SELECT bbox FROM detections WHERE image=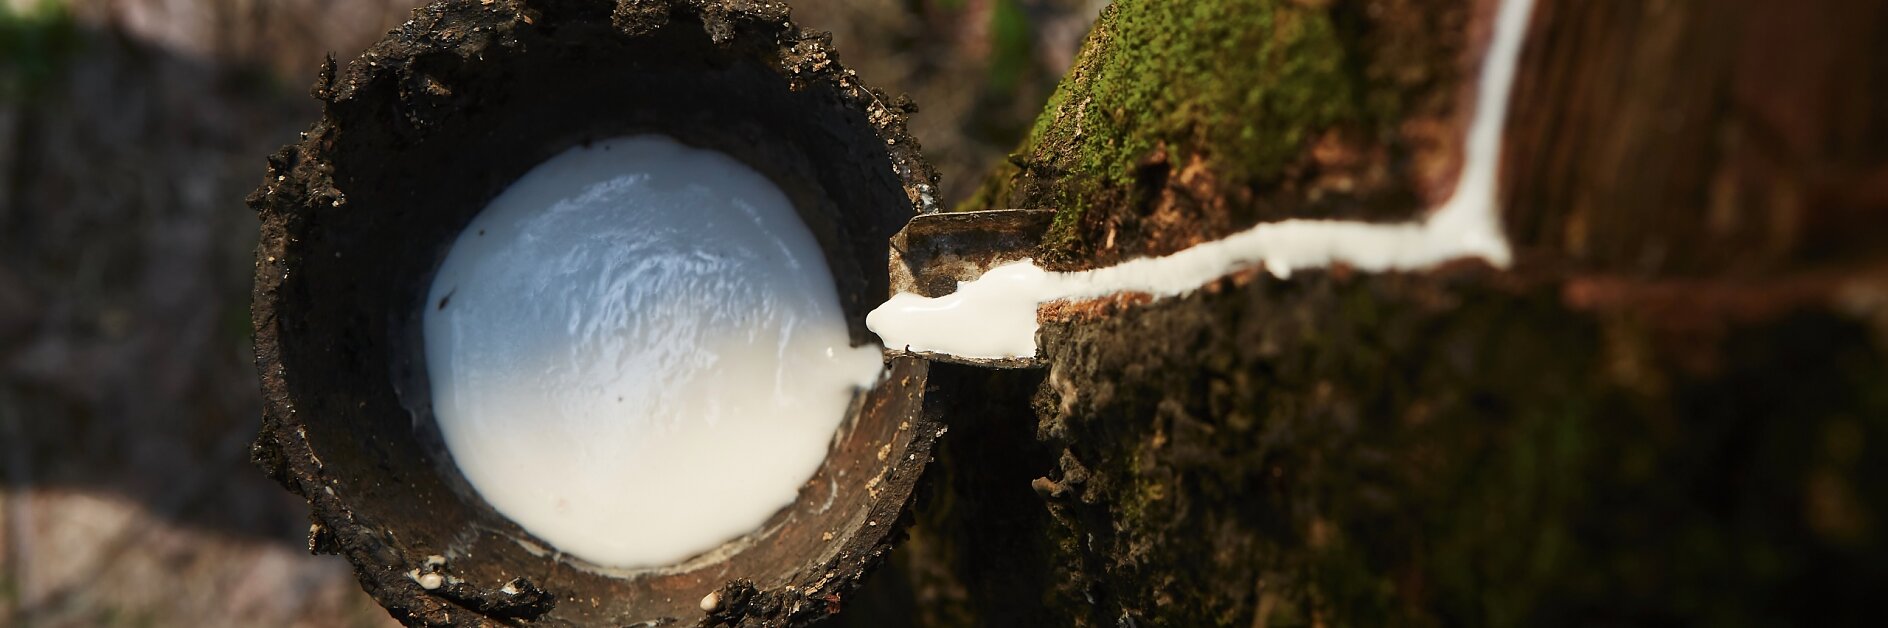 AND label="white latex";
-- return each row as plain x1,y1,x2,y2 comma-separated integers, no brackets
867,0,1537,360
424,135,885,568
